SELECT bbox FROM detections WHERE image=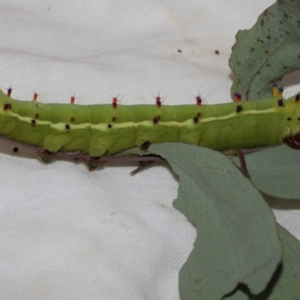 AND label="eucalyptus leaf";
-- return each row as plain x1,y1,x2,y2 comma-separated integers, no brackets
149,143,282,300
229,0,300,101
230,145,300,200
224,224,300,299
